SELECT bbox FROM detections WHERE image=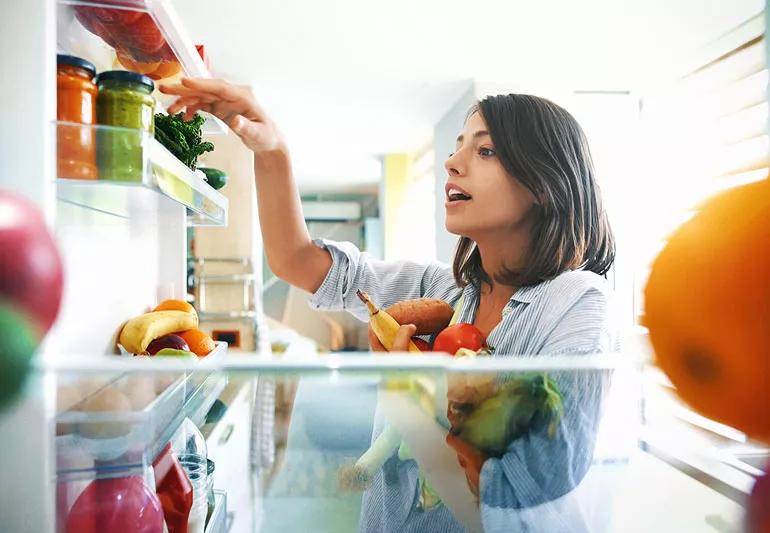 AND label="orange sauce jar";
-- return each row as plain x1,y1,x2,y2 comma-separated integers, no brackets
57,54,98,180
